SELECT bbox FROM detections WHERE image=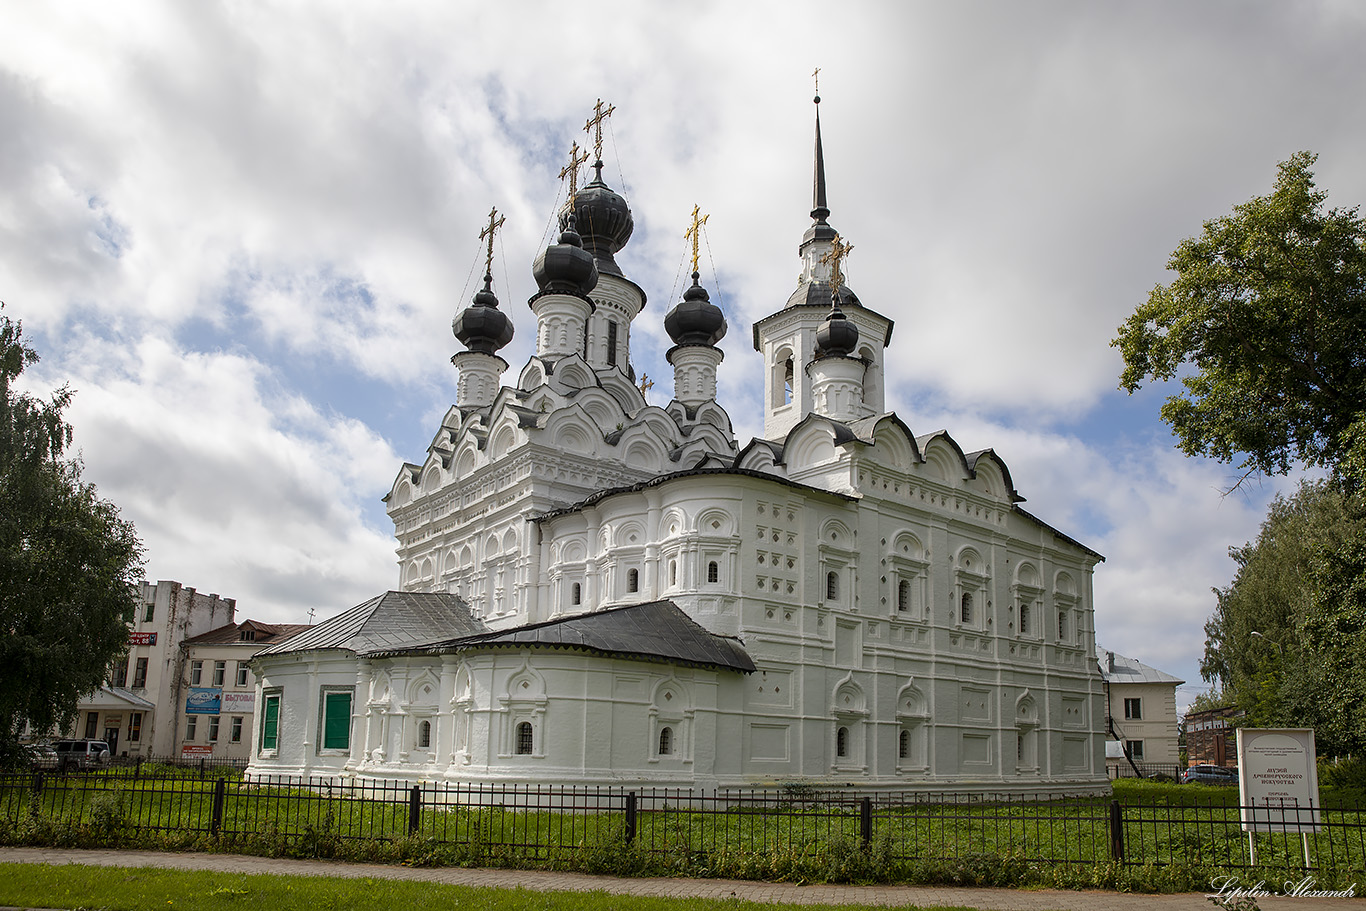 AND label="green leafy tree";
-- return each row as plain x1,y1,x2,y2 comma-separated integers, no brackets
1200,480,1365,755
1113,152,1366,488
0,310,143,766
